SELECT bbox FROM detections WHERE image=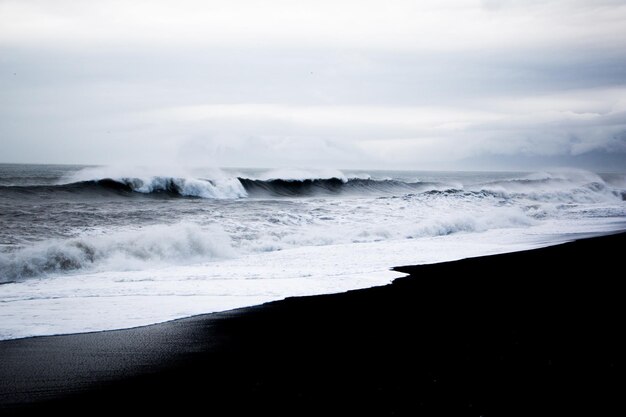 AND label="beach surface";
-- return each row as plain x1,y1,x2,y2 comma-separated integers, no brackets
1,232,623,416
